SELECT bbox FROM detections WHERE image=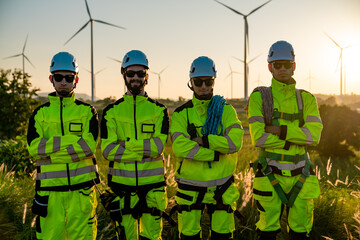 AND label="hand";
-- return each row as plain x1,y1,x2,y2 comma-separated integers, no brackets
265,126,281,136
192,137,203,146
